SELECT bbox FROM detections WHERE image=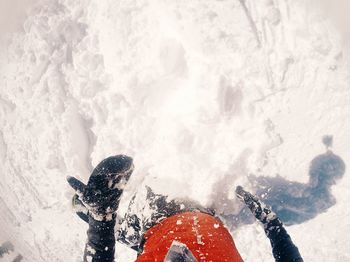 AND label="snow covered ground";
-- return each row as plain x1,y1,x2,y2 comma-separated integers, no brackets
1,0,350,261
